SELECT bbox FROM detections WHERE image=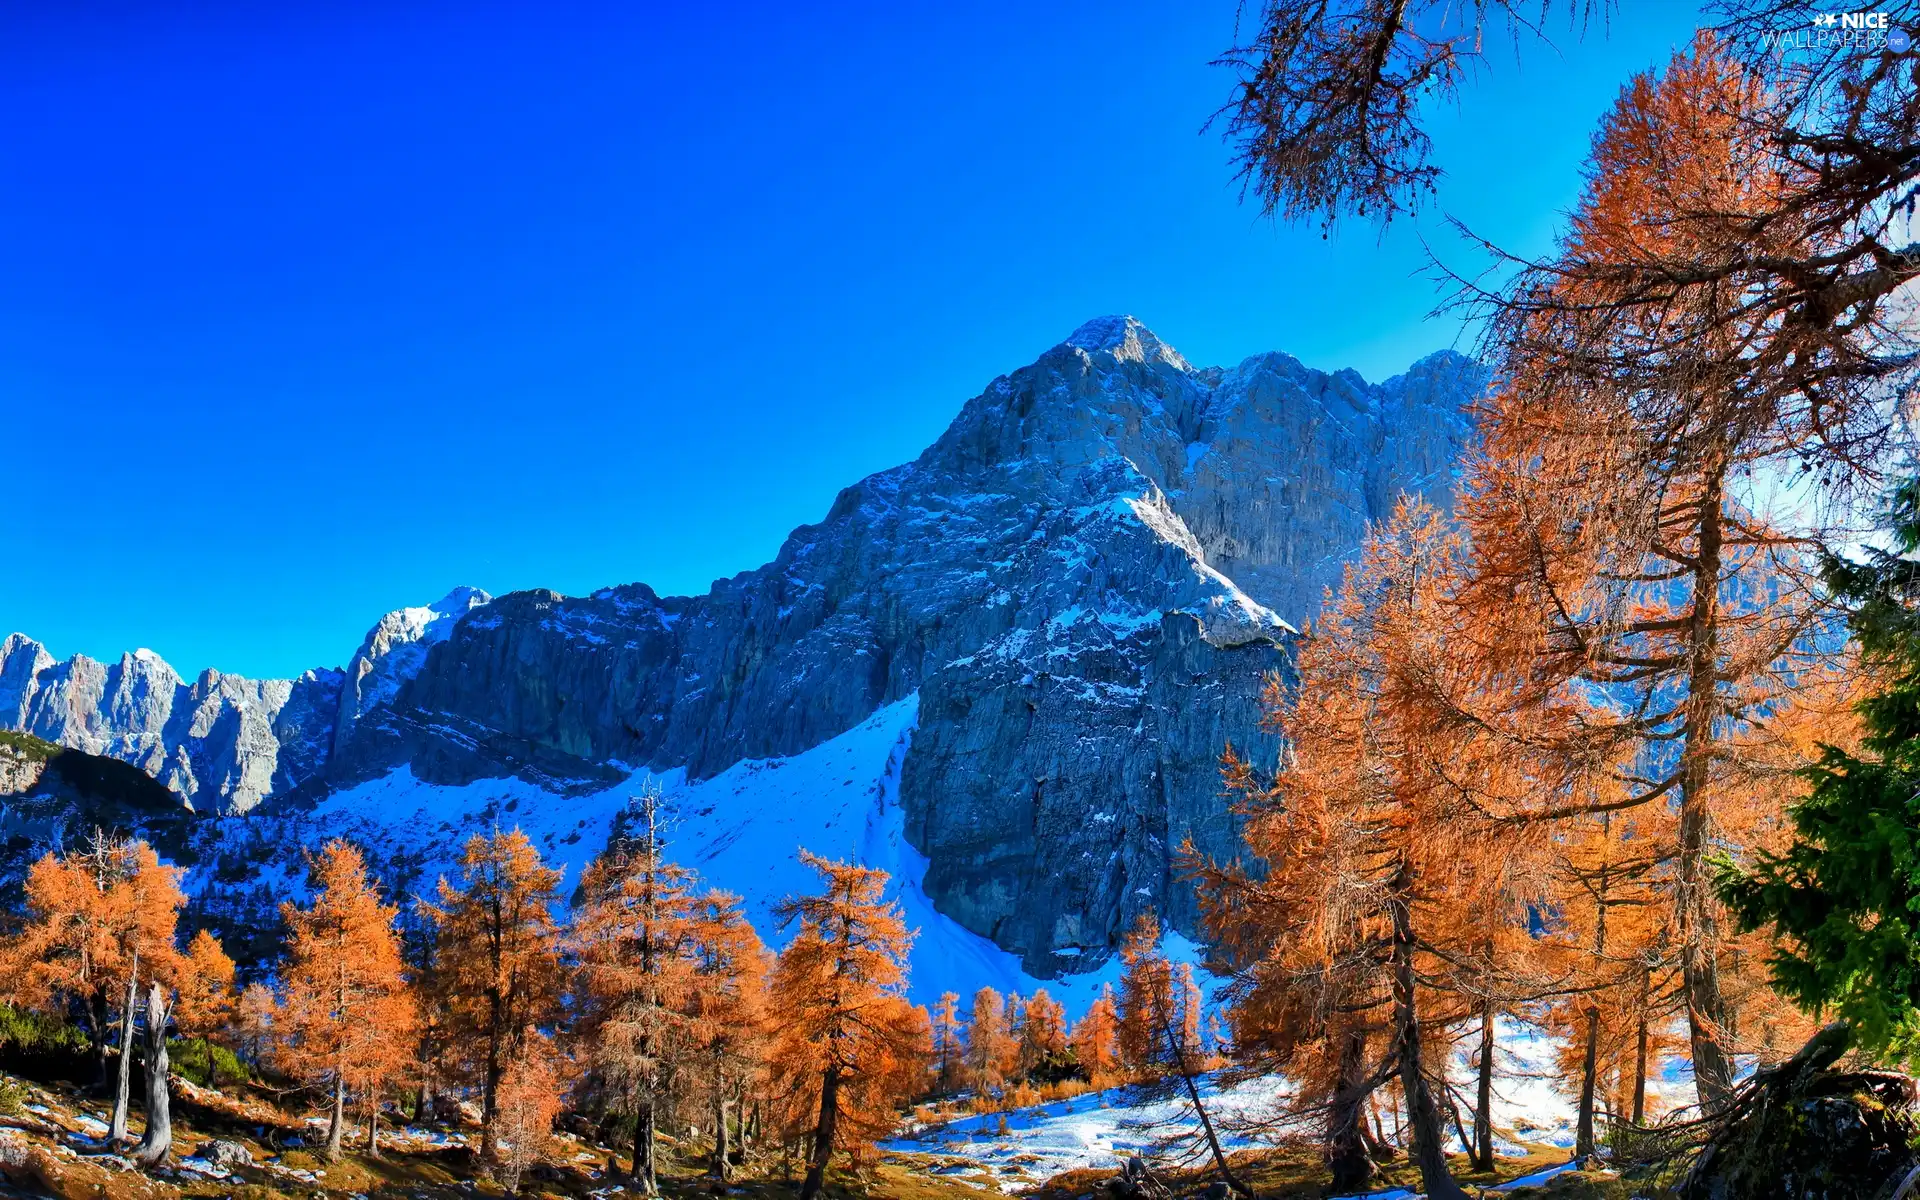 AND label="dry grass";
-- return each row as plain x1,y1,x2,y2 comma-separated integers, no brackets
1025,1141,1592,1200
0,1071,993,1200
0,1068,1649,1200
